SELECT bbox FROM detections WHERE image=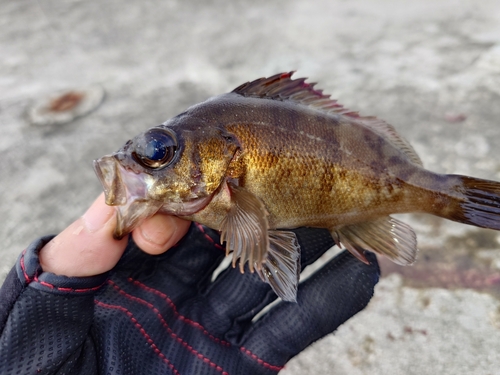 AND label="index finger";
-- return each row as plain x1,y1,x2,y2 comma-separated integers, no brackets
241,251,380,366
